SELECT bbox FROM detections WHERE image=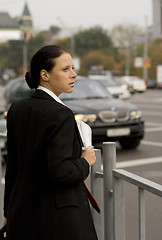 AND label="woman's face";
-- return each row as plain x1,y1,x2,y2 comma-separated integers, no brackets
41,53,77,96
